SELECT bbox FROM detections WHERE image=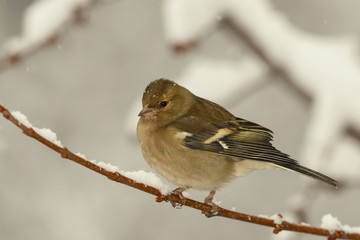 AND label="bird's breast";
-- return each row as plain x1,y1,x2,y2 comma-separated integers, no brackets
137,122,237,190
